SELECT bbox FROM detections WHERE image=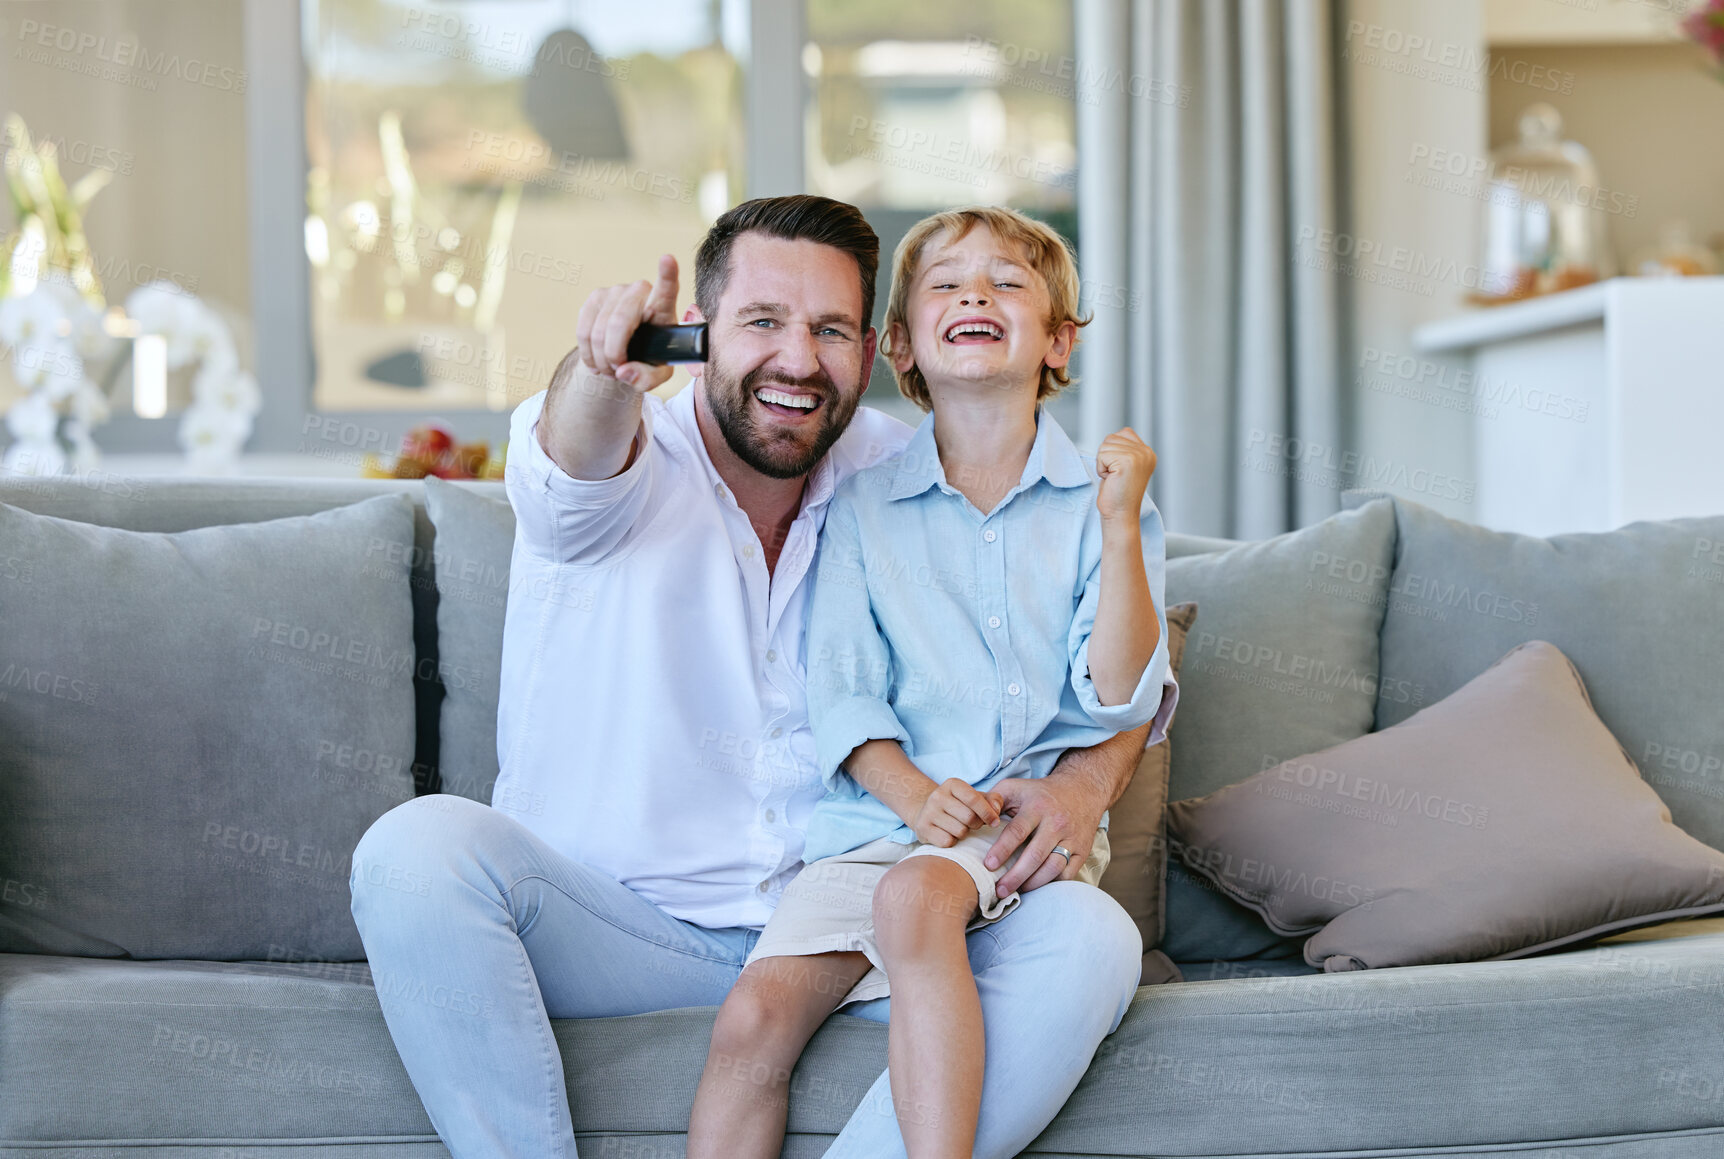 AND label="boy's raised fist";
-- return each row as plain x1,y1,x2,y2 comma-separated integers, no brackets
1095,427,1157,524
